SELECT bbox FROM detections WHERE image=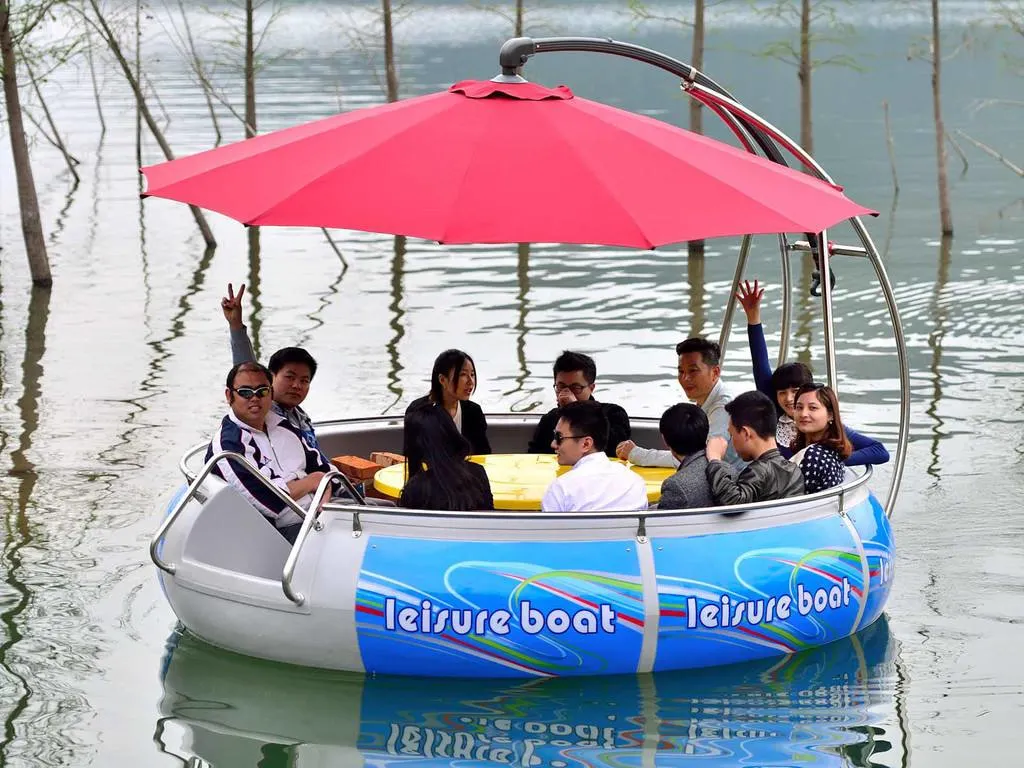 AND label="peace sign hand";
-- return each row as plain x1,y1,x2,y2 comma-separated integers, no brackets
735,279,764,325
221,282,246,330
